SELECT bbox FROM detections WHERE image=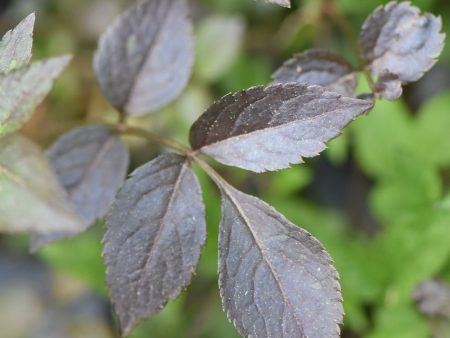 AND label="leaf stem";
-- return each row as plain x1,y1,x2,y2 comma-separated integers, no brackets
113,123,231,194
115,124,191,156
